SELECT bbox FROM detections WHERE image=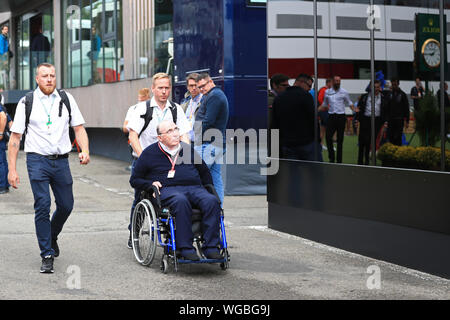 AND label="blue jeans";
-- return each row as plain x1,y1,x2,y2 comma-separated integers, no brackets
26,153,74,257
0,140,8,189
194,144,225,207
